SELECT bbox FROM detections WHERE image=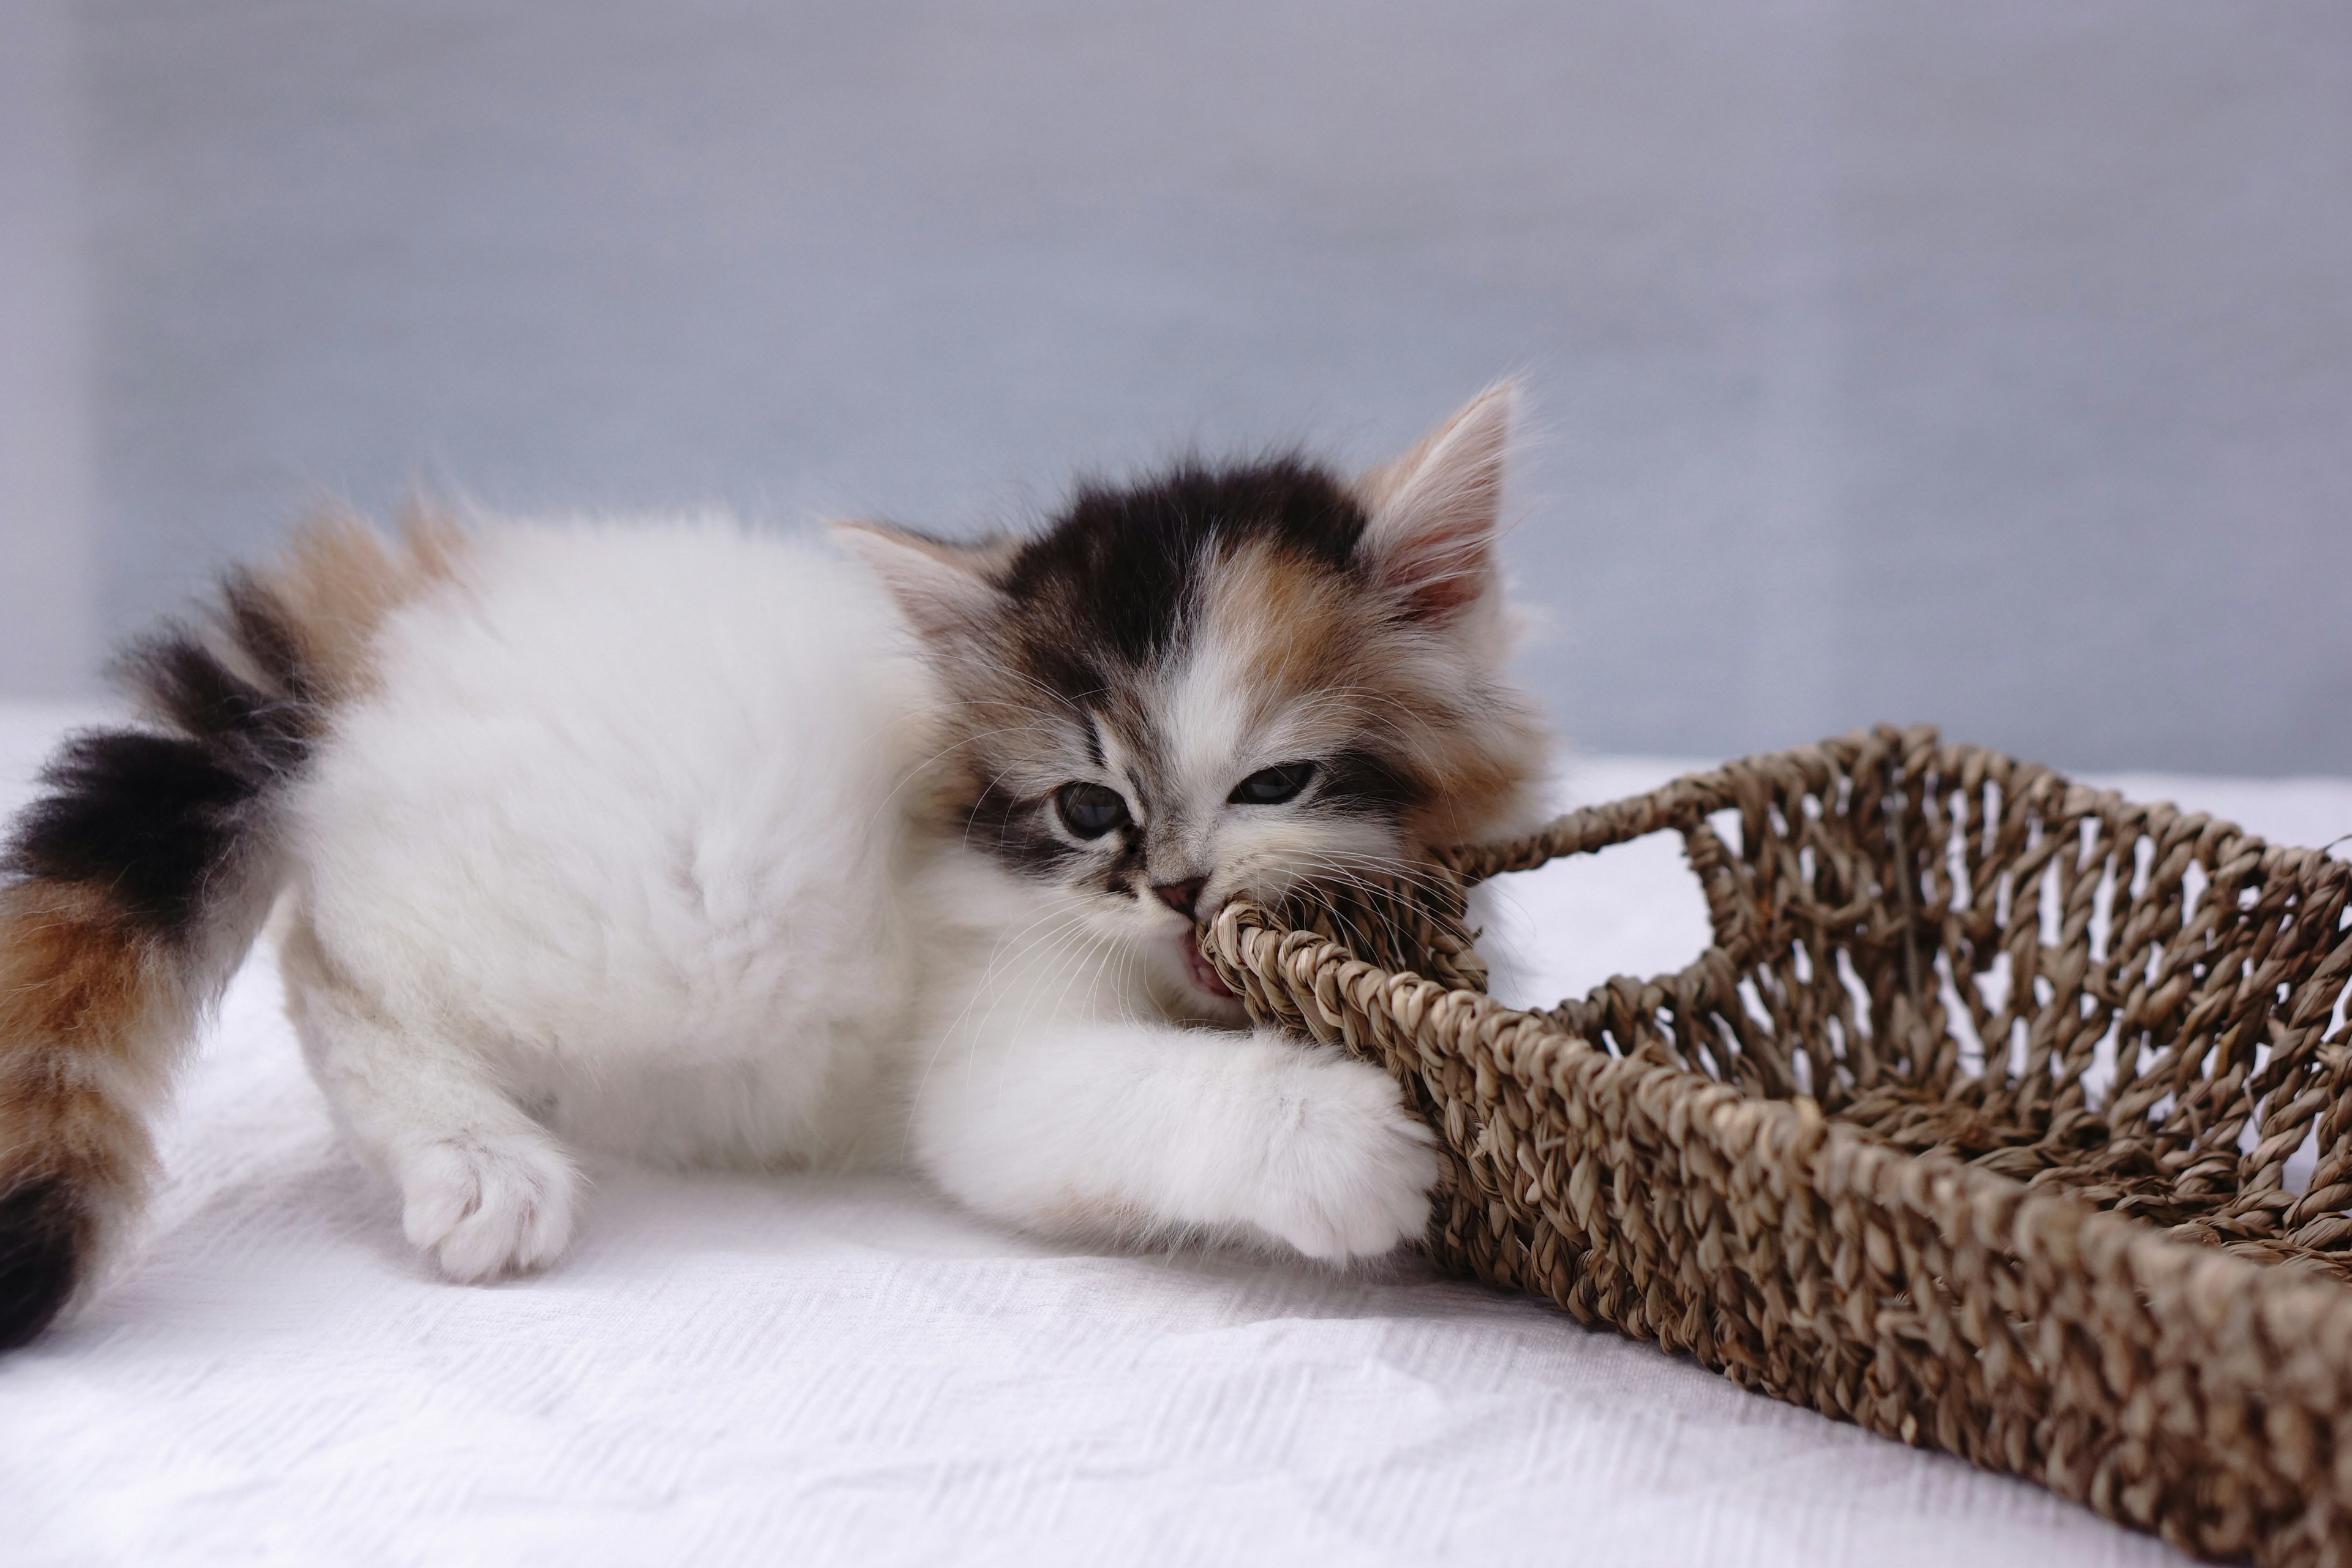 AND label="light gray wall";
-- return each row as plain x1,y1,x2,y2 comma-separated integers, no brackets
13,1,2352,772
0,0,97,693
